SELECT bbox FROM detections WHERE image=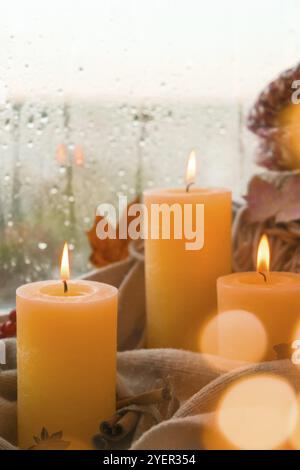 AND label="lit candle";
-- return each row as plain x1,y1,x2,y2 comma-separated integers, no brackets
144,151,232,351
217,235,300,361
17,243,117,450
